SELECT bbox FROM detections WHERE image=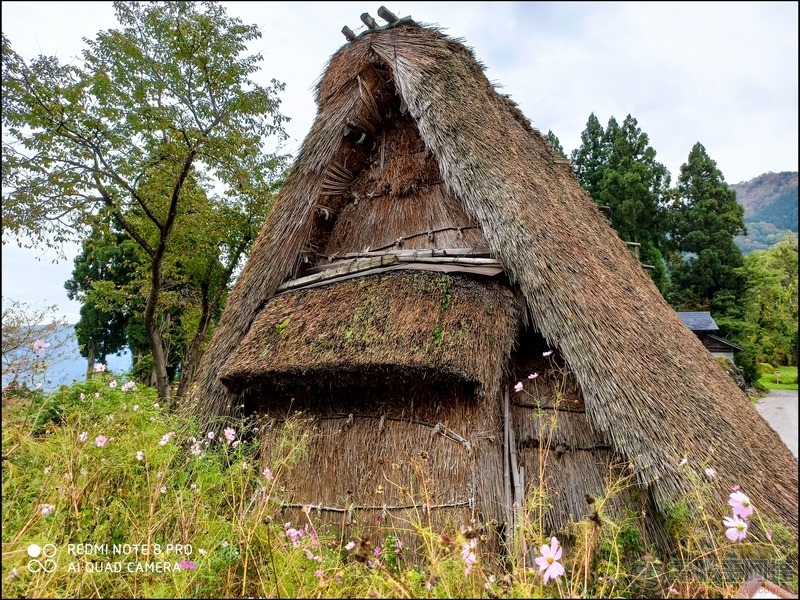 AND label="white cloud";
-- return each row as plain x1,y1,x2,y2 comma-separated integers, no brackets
2,1,797,318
